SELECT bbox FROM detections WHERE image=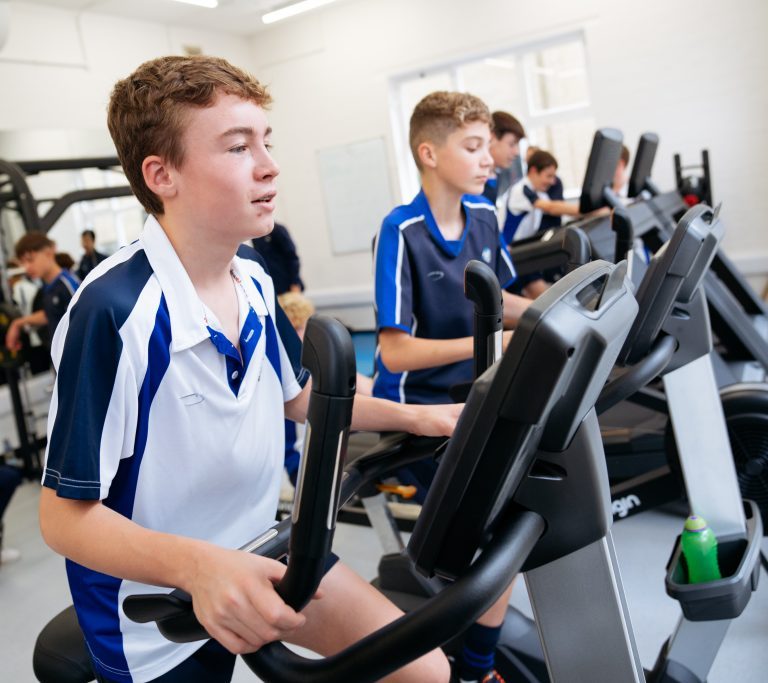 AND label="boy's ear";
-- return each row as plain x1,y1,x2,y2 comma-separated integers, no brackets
417,141,438,170
142,155,177,201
